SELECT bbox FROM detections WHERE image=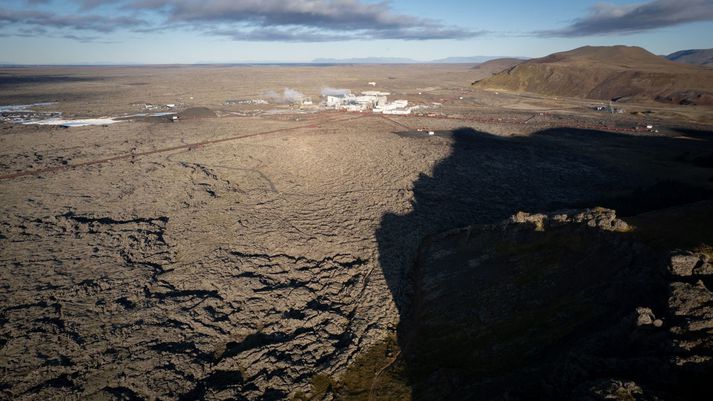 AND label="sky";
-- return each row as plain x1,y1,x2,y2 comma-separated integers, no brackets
1,0,712,64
